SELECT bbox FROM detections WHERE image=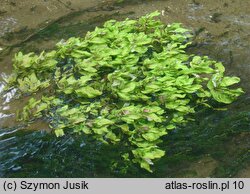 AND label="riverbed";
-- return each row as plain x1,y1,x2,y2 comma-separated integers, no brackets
0,0,249,177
